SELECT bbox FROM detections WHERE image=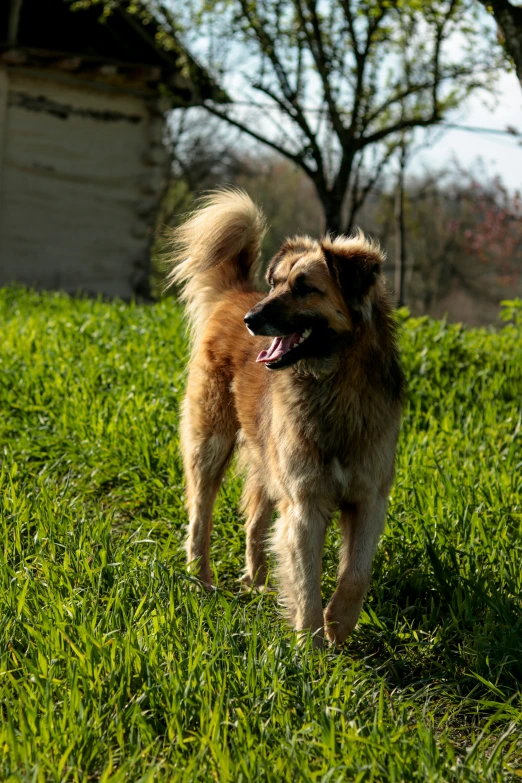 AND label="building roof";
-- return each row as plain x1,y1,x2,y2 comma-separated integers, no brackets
0,0,226,104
